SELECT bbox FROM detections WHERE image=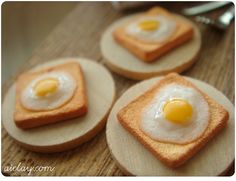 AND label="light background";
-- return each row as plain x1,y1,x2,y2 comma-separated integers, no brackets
2,2,77,84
